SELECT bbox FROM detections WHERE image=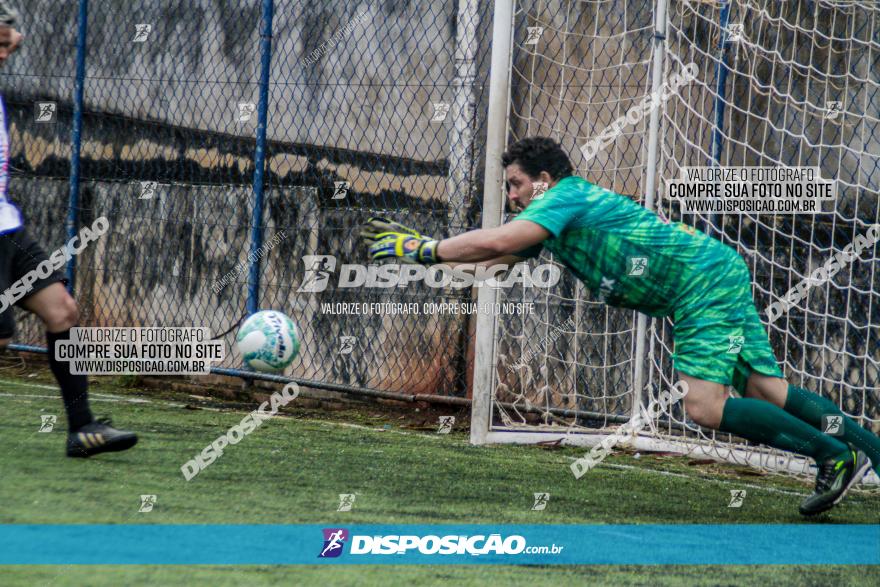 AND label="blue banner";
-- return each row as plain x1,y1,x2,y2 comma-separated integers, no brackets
1,524,877,565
